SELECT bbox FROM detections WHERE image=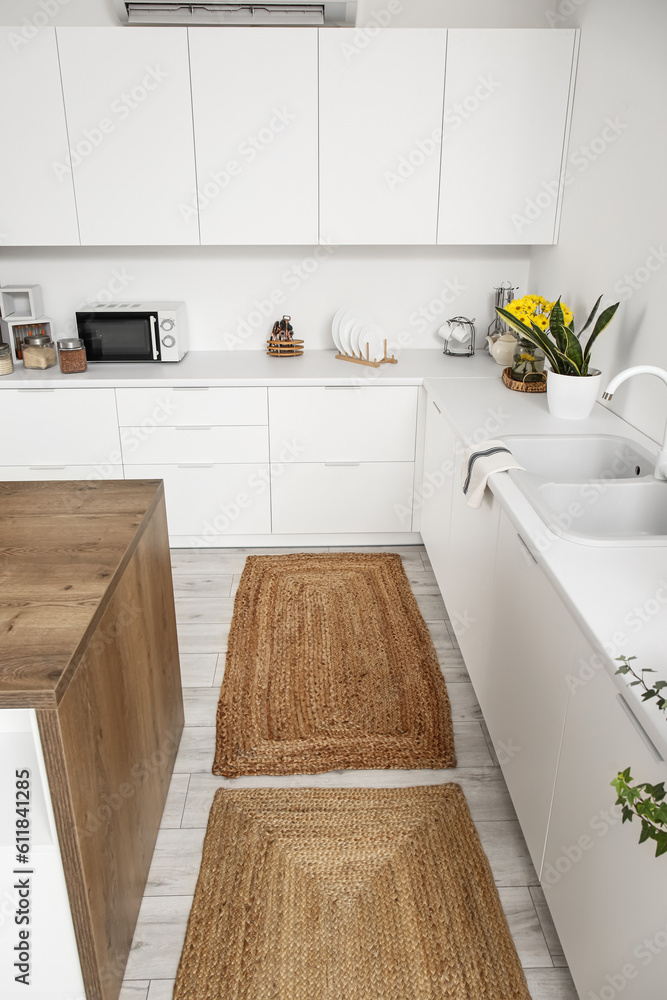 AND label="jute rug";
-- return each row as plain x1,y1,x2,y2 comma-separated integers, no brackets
213,552,456,777
173,785,531,1000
